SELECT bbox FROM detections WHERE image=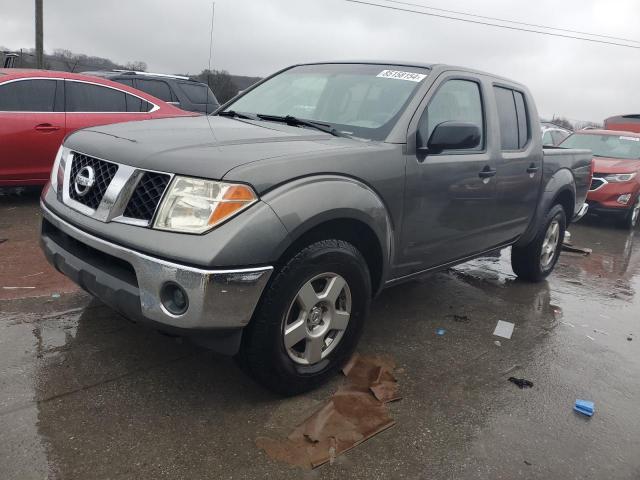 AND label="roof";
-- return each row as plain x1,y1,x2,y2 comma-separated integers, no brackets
0,69,182,109
82,70,193,81
292,60,524,86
